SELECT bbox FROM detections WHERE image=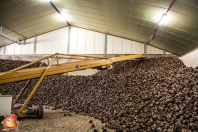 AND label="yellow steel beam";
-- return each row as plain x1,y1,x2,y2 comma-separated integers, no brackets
50,56,95,60
111,54,145,62
57,53,108,59
0,54,56,77
19,55,57,113
0,59,111,84
12,80,31,107
12,59,46,107
0,54,145,84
